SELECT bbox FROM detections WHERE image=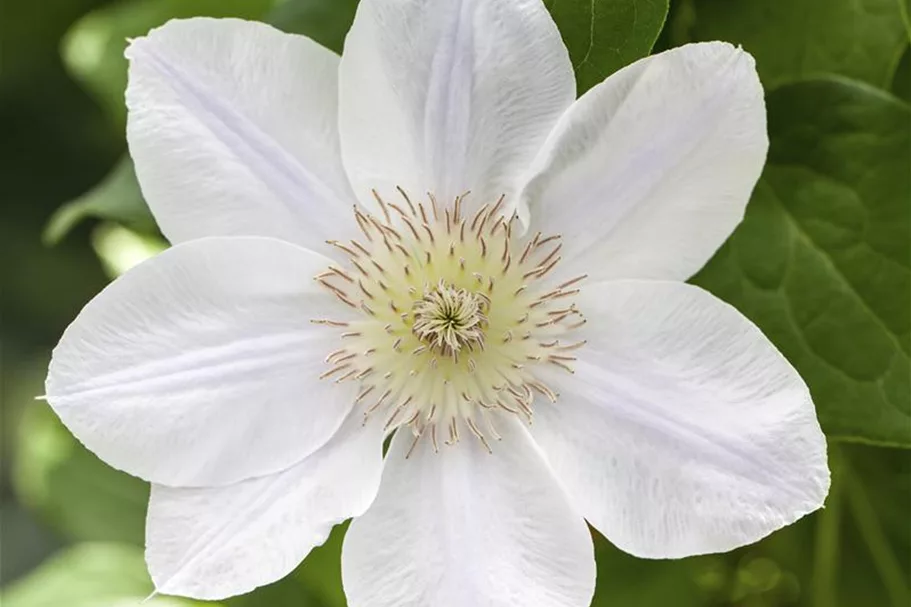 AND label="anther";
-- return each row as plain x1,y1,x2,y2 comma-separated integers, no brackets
365,390,392,415
465,418,492,454
519,232,541,263
329,266,355,283
319,364,351,380
402,216,421,241
428,192,440,220
326,240,360,257
325,348,347,363
396,186,417,215
548,359,575,374
406,428,425,459
371,189,392,224
335,368,359,383
558,340,588,351
470,204,489,231
388,202,409,219
355,386,376,404
351,240,371,256
351,260,370,278
310,319,349,327
359,280,374,299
